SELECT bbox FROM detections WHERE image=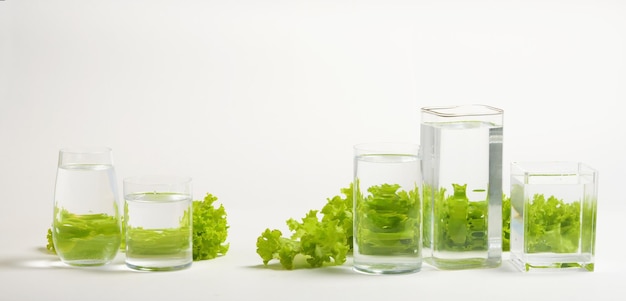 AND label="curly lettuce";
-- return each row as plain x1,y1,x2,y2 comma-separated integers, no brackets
192,193,230,260
256,185,353,269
